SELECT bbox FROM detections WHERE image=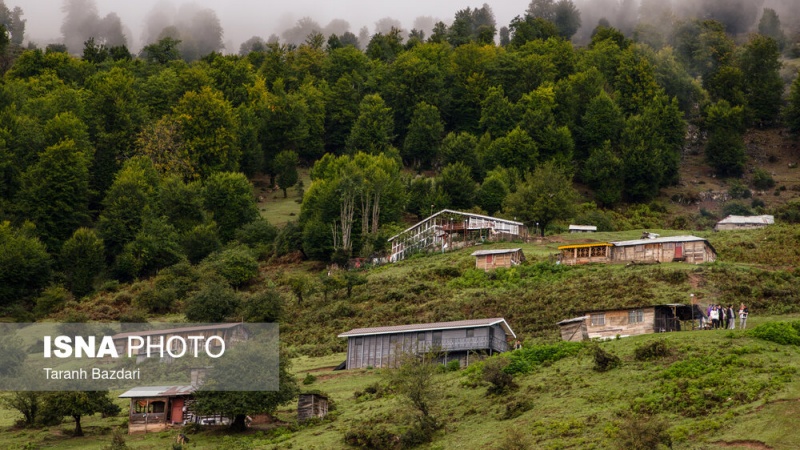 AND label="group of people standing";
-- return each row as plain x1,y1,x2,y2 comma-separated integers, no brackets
706,303,749,330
